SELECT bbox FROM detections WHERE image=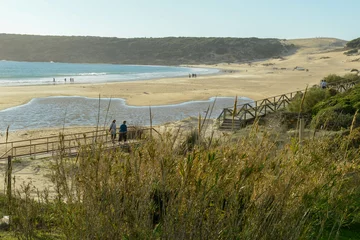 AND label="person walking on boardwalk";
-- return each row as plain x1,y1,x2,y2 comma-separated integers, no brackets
119,120,128,143
109,119,116,143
